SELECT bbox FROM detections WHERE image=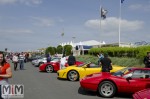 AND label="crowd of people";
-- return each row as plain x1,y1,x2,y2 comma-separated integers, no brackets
46,52,77,70
0,50,150,98
11,52,30,71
